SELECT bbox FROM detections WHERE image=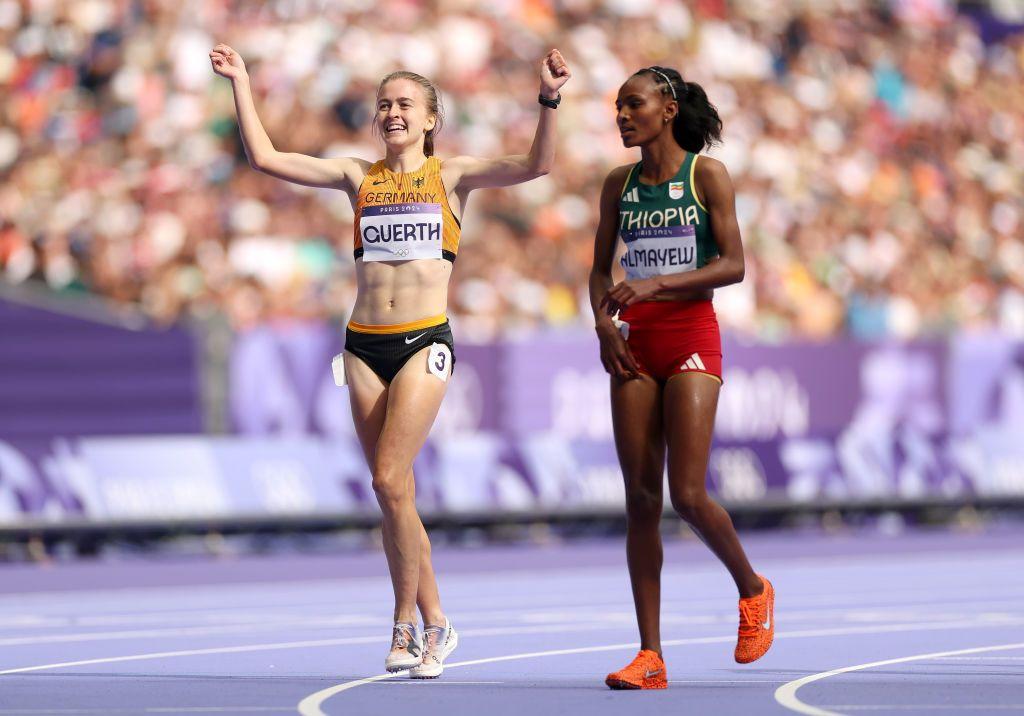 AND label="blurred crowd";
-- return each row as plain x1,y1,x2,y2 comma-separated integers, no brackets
1,0,1022,341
